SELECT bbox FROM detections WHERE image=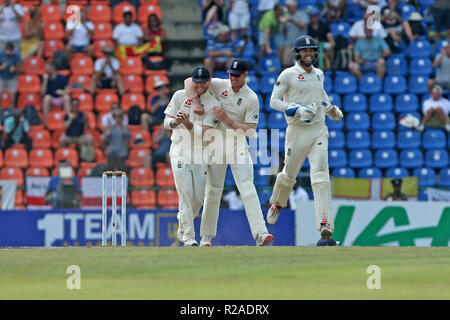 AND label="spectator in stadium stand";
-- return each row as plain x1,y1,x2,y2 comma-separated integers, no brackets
258,3,286,59
282,0,309,68
380,0,404,54
143,14,166,56
3,108,32,151
0,0,24,52
402,12,427,43
223,186,244,210
103,108,130,172
228,0,250,41
349,27,391,80
21,8,44,59
112,10,144,47
202,0,226,27
430,0,450,41
90,46,124,96
59,97,96,162
416,85,450,133
323,0,347,24
257,0,279,23
204,24,235,75
148,80,170,126
150,129,171,166
111,0,139,11
384,178,408,201
41,61,71,125
349,11,387,42
0,41,21,109
428,41,450,92
307,6,336,66
65,8,94,60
